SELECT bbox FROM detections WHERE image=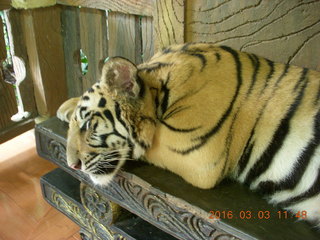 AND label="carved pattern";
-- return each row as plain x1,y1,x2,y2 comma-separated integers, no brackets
47,139,67,165
48,187,114,240
104,175,240,240
113,234,127,240
39,130,242,240
80,183,122,226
